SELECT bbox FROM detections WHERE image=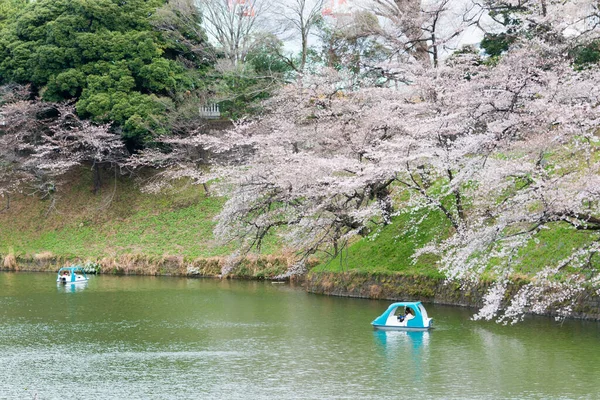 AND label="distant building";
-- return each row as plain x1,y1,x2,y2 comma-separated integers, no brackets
228,0,255,17
322,0,352,18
